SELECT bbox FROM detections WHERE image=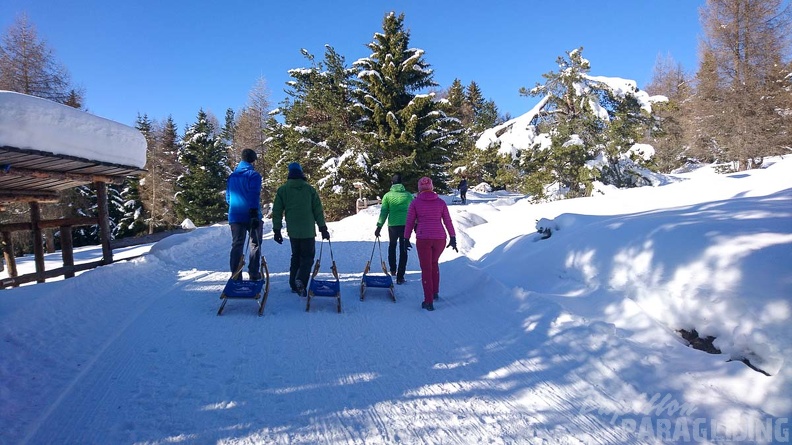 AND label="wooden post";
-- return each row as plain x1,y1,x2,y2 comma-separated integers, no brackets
1,231,17,279
30,201,45,283
60,225,75,279
95,181,113,265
